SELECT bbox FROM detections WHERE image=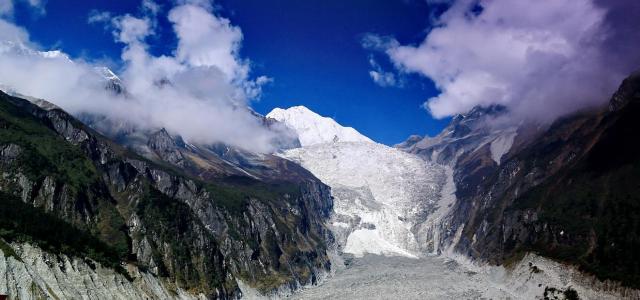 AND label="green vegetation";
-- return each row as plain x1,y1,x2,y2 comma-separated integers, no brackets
0,97,98,190
95,203,130,260
0,237,20,260
0,191,128,277
0,94,130,259
0,95,135,277
0,93,323,296
543,286,580,300
205,178,301,215
509,101,640,288
252,273,290,293
136,186,232,294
